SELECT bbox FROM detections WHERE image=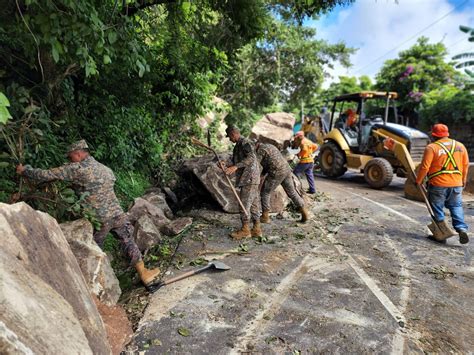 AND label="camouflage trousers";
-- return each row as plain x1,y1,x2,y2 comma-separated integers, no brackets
239,184,261,223
93,213,142,265
261,172,305,212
